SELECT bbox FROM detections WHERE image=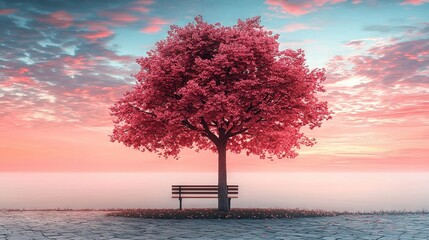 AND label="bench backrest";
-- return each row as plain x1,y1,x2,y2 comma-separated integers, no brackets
172,185,239,198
